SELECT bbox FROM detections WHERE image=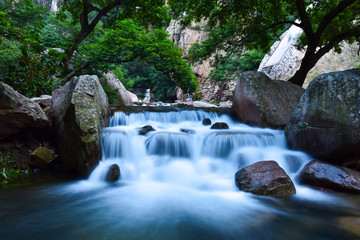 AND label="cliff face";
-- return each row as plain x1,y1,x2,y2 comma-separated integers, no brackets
34,0,59,11
166,19,211,84
258,25,360,88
